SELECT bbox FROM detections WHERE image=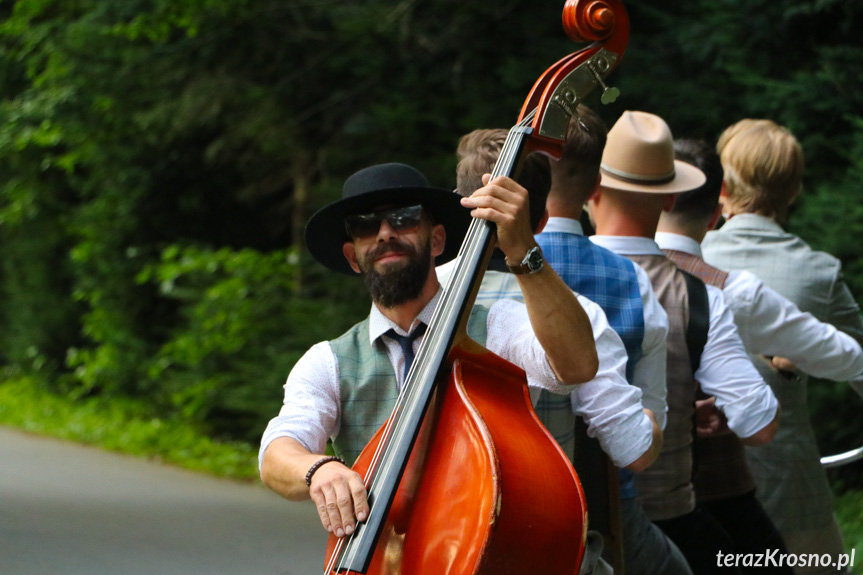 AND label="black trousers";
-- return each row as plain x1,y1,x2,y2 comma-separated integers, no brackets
655,495,793,575
702,491,793,575
655,506,740,575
